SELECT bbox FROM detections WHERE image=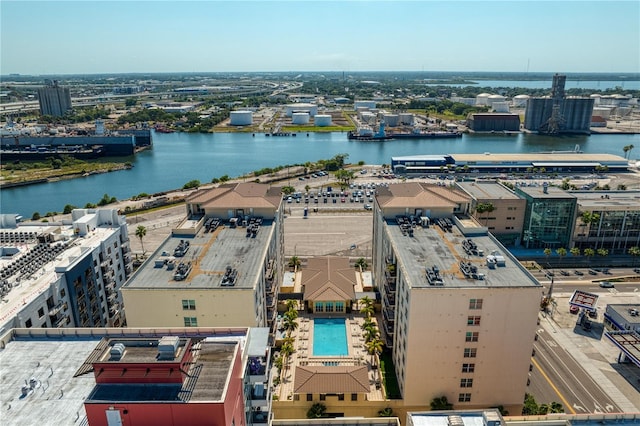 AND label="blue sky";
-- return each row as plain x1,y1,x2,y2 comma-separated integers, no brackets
1,1,639,74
